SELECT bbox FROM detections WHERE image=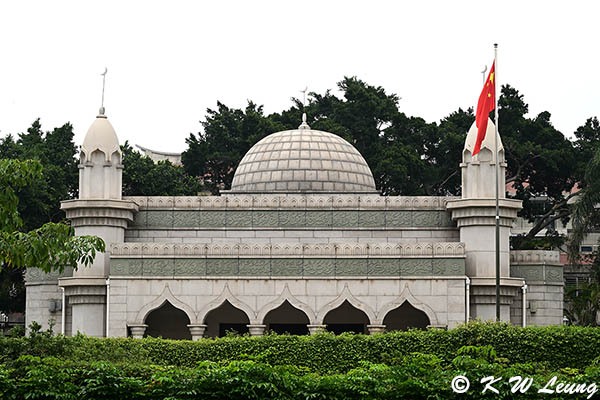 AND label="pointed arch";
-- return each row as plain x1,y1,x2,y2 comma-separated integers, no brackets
376,283,439,326
134,284,196,324
256,284,316,324
197,283,256,324
316,284,376,324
